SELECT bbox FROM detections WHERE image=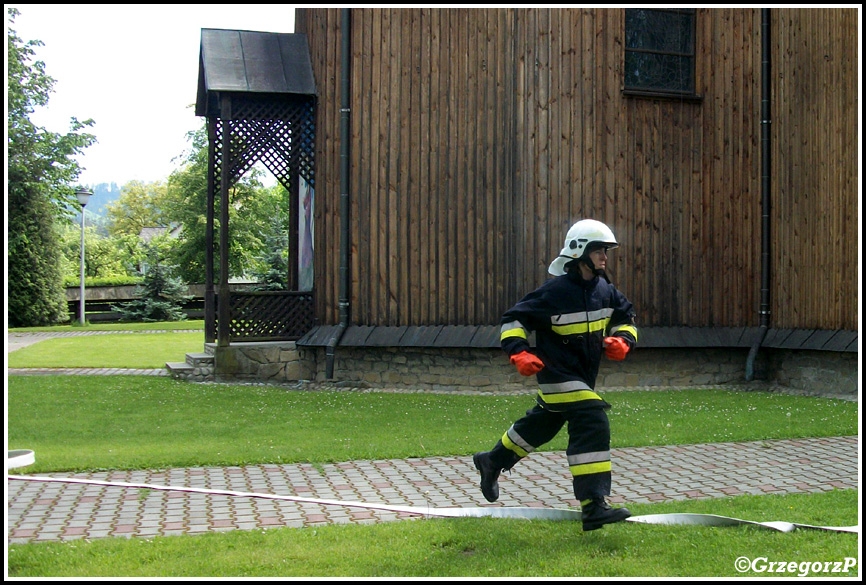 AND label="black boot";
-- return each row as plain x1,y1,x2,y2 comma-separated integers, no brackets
473,451,503,502
580,497,631,531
